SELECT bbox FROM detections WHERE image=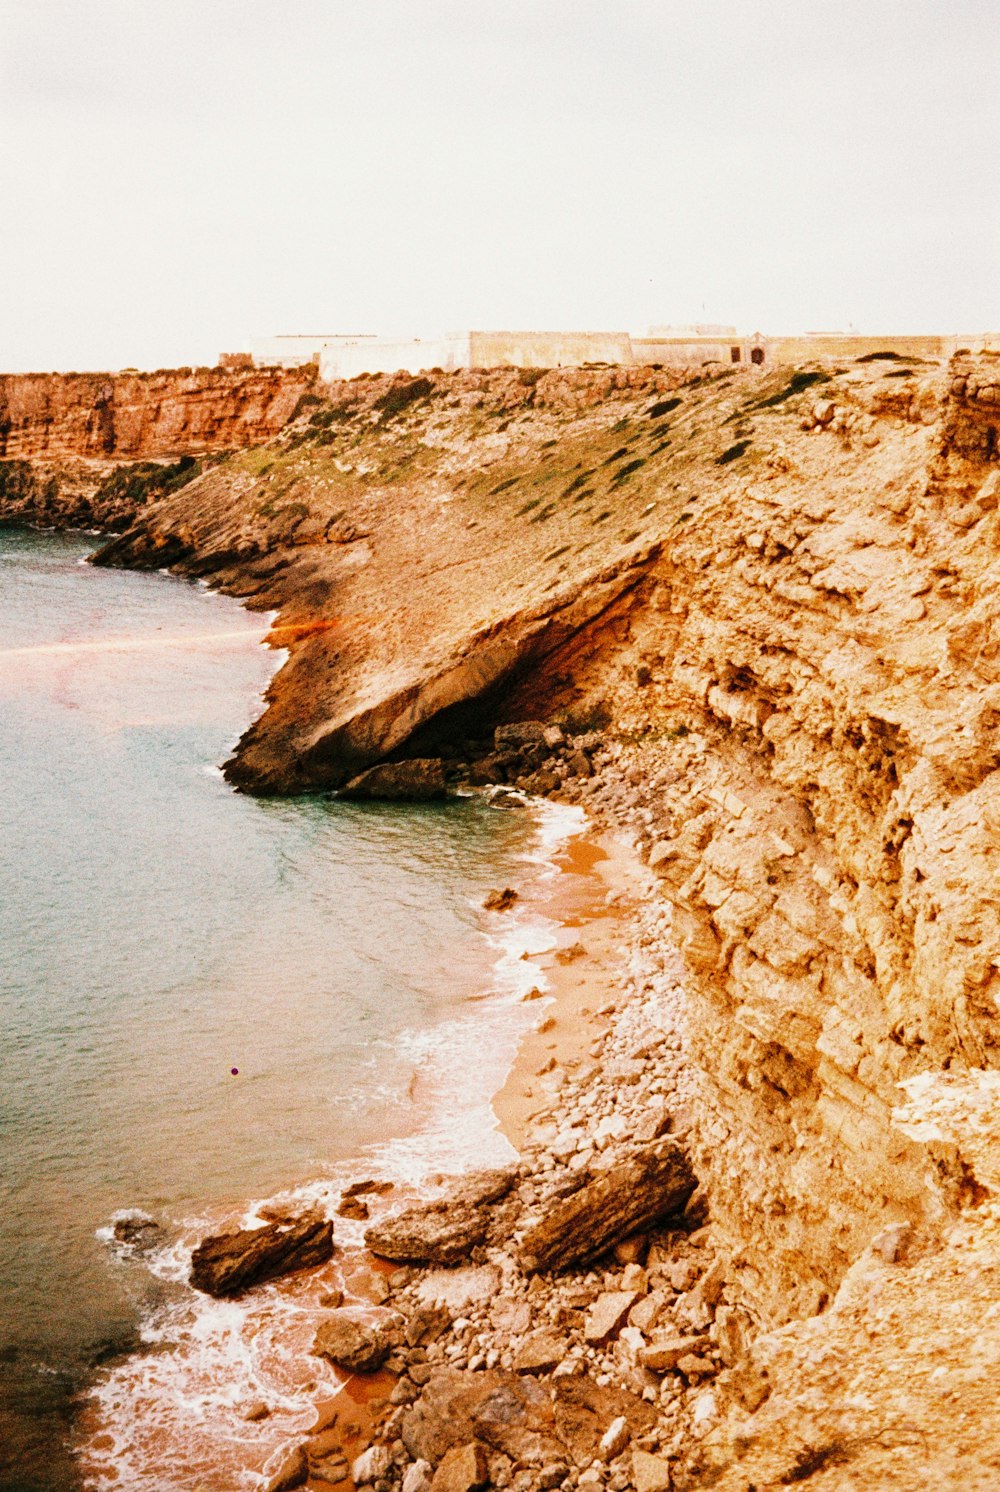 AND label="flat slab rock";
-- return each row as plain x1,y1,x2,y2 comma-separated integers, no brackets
365,1168,518,1265
402,1367,656,1472
189,1213,333,1297
341,759,446,800
518,1138,696,1272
